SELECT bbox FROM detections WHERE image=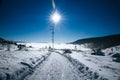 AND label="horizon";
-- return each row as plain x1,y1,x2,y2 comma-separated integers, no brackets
1,33,120,44
0,0,120,43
